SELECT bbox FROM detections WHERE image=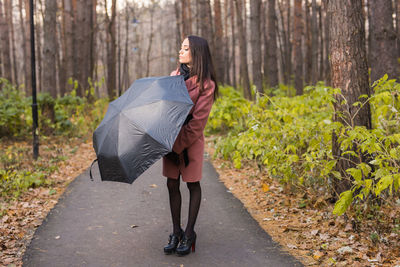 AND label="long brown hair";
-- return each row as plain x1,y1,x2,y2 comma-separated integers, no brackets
187,35,219,99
